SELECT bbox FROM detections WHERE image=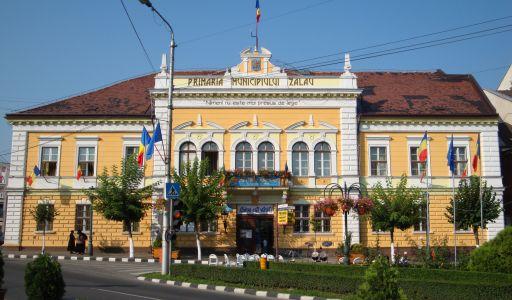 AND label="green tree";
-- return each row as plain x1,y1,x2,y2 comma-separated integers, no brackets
25,254,65,300
30,203,58,254
370,176,423,263
445,175,501,246
356,256,407,300
86,156,154,258
172,159,226,261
